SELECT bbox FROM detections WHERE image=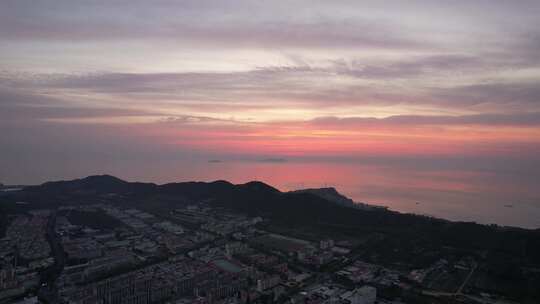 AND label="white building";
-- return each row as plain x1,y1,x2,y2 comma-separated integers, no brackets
320,239,334,250
341,286,376,304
